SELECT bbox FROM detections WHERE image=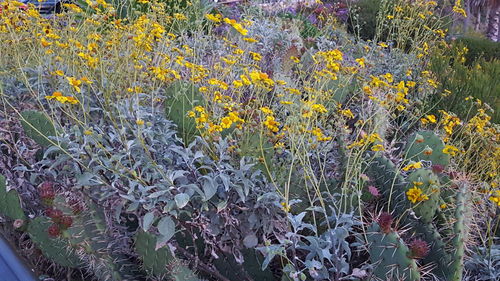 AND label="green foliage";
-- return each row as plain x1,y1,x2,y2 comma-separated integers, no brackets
367,222,420,281
404,131,450,167
0,174,26,221
27,216,82,268
165,81,204,144
428,45,500,122
454,36,500,63
213,249,274,281
20,110,57,147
